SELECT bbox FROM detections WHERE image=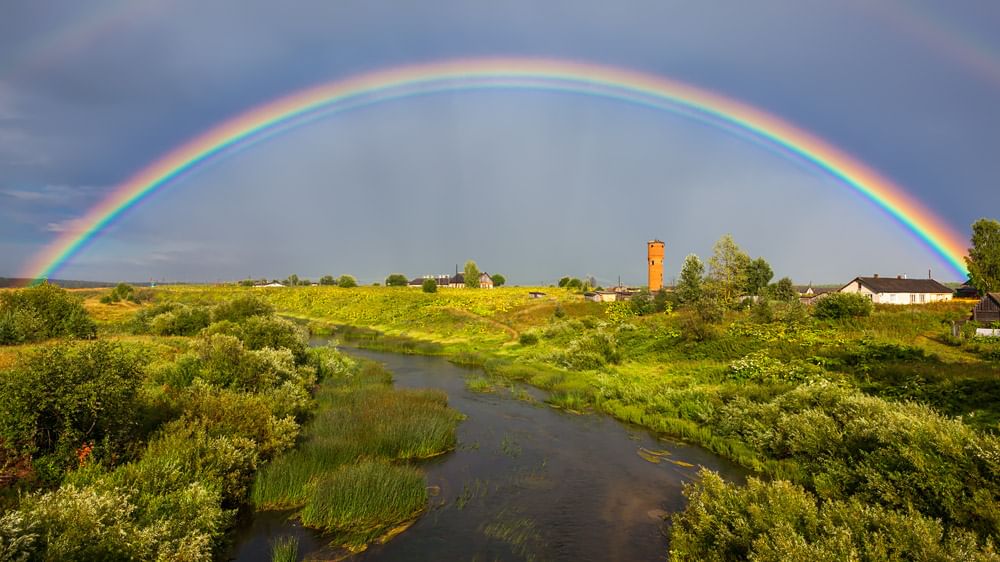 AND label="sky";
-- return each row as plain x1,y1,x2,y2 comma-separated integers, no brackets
1,0,998,285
